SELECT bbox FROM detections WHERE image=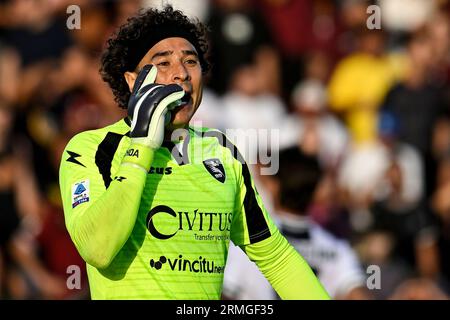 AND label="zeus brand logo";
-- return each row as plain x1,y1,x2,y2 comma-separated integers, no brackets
126,148,139,158
149,167,172,175
146,205,232,240
149,255,225,274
